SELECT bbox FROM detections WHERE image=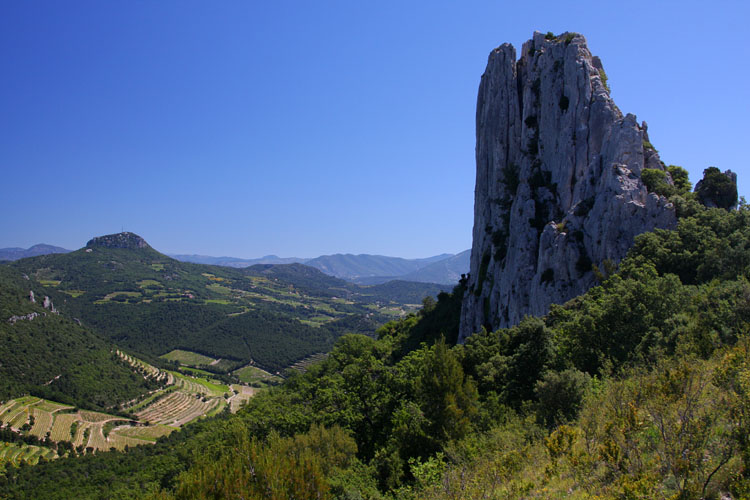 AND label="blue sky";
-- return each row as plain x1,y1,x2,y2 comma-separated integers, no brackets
1,1,748,258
